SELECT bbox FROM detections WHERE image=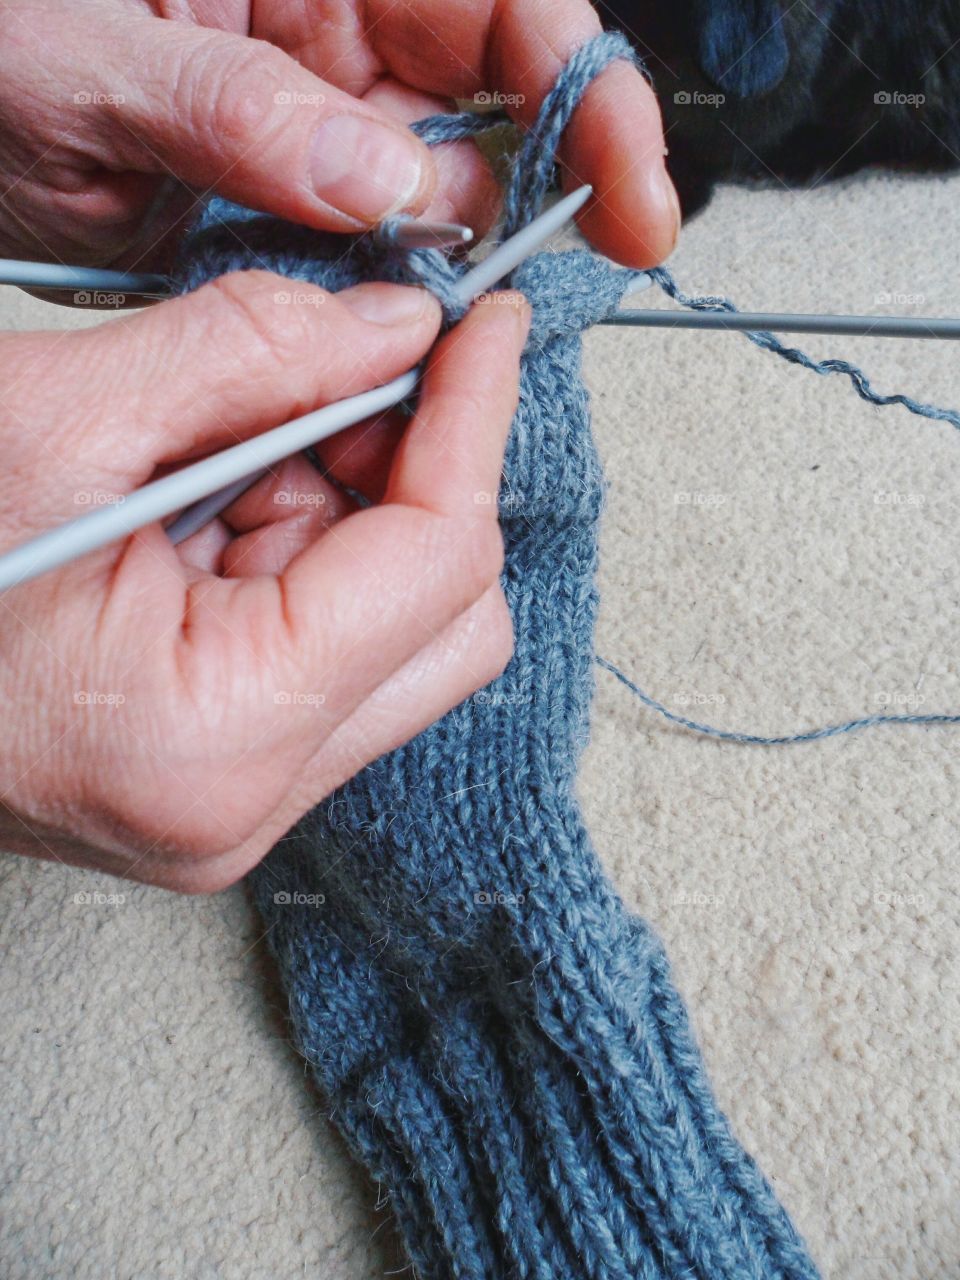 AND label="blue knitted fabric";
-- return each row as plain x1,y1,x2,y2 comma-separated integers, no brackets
175,34,820,1280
